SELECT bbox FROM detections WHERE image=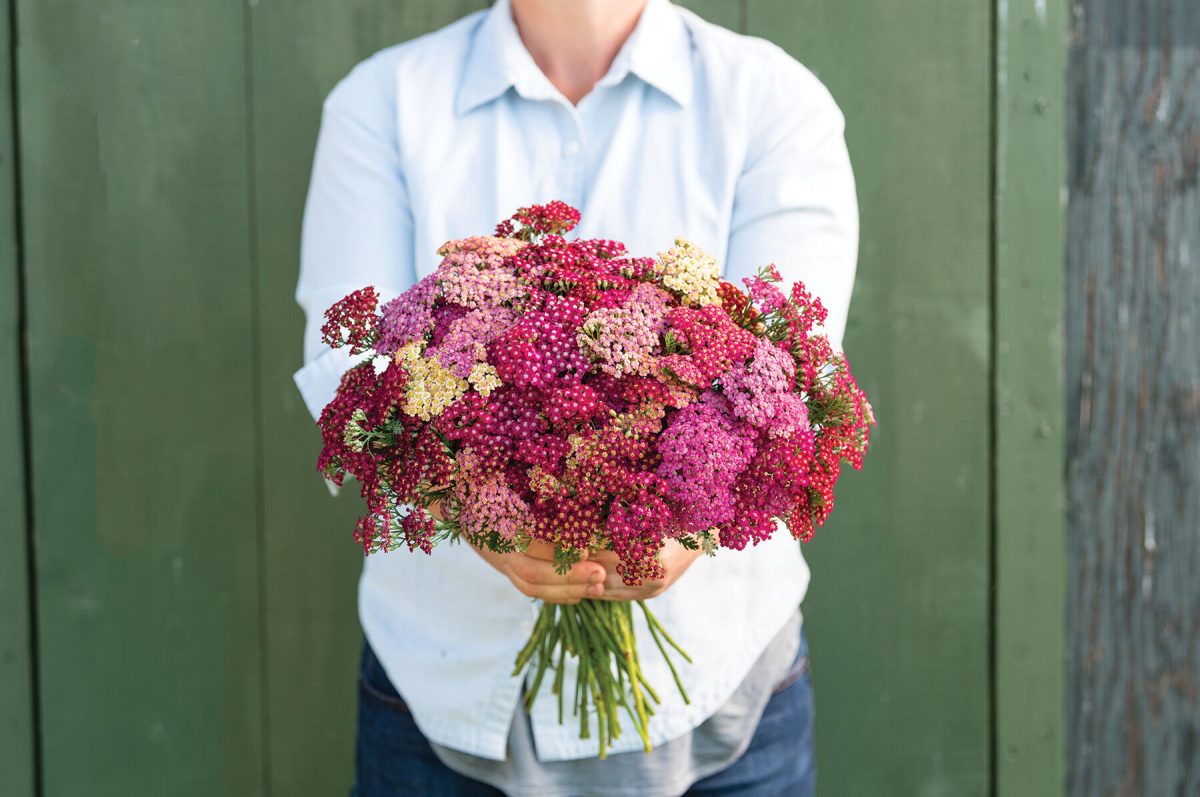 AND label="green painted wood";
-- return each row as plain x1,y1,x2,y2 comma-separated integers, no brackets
746,2,994,794
1066,2,1200,795
0,0,36,794
15,1,264,794
994,0,1067,794
246,2,487,793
